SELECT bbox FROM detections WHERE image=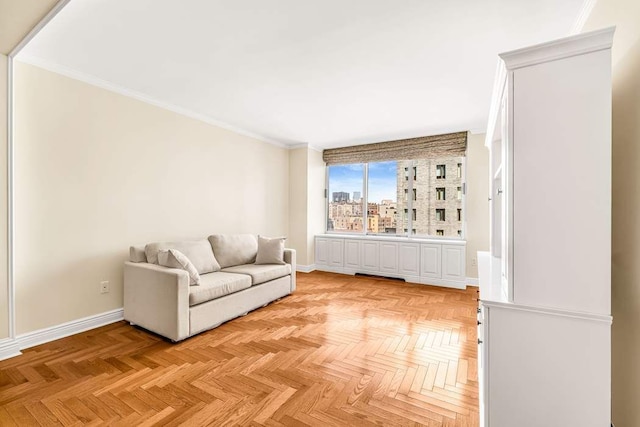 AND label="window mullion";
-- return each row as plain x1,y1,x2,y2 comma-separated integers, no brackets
407,161,413,236
363,163,368,235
